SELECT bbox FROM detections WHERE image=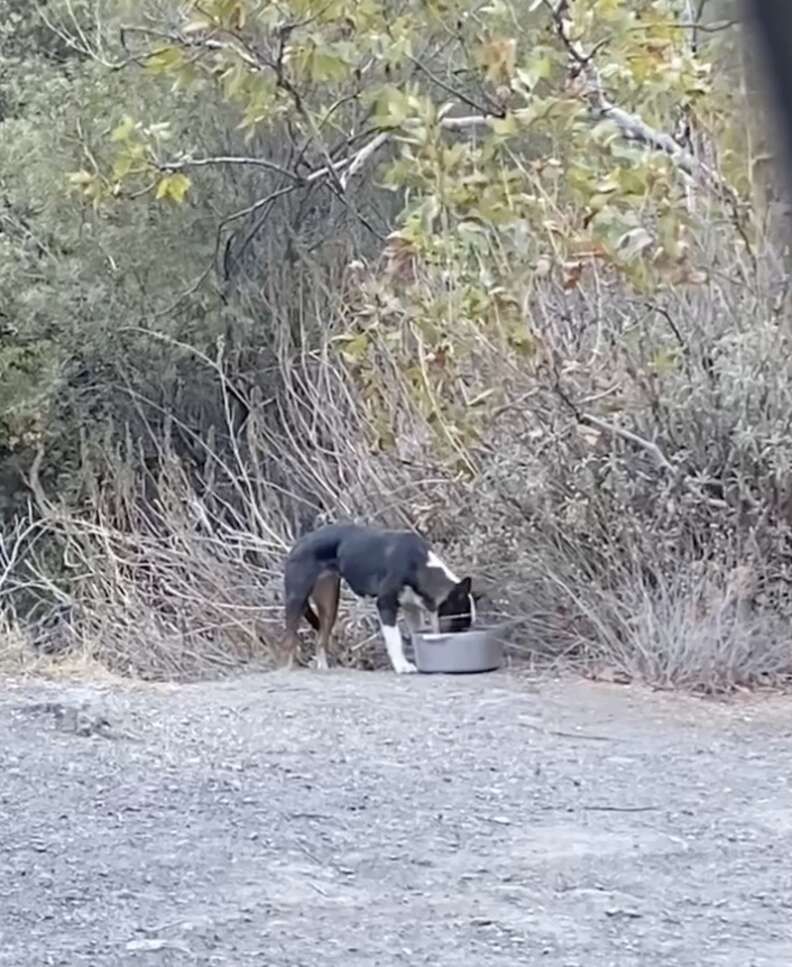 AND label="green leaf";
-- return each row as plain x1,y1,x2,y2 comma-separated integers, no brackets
490,113,518,138
615,226,654,261
220,62,248,100
334,332,370,363
311,49,350,82
145,46,184,74
516,49,553,91
373,86,412,129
